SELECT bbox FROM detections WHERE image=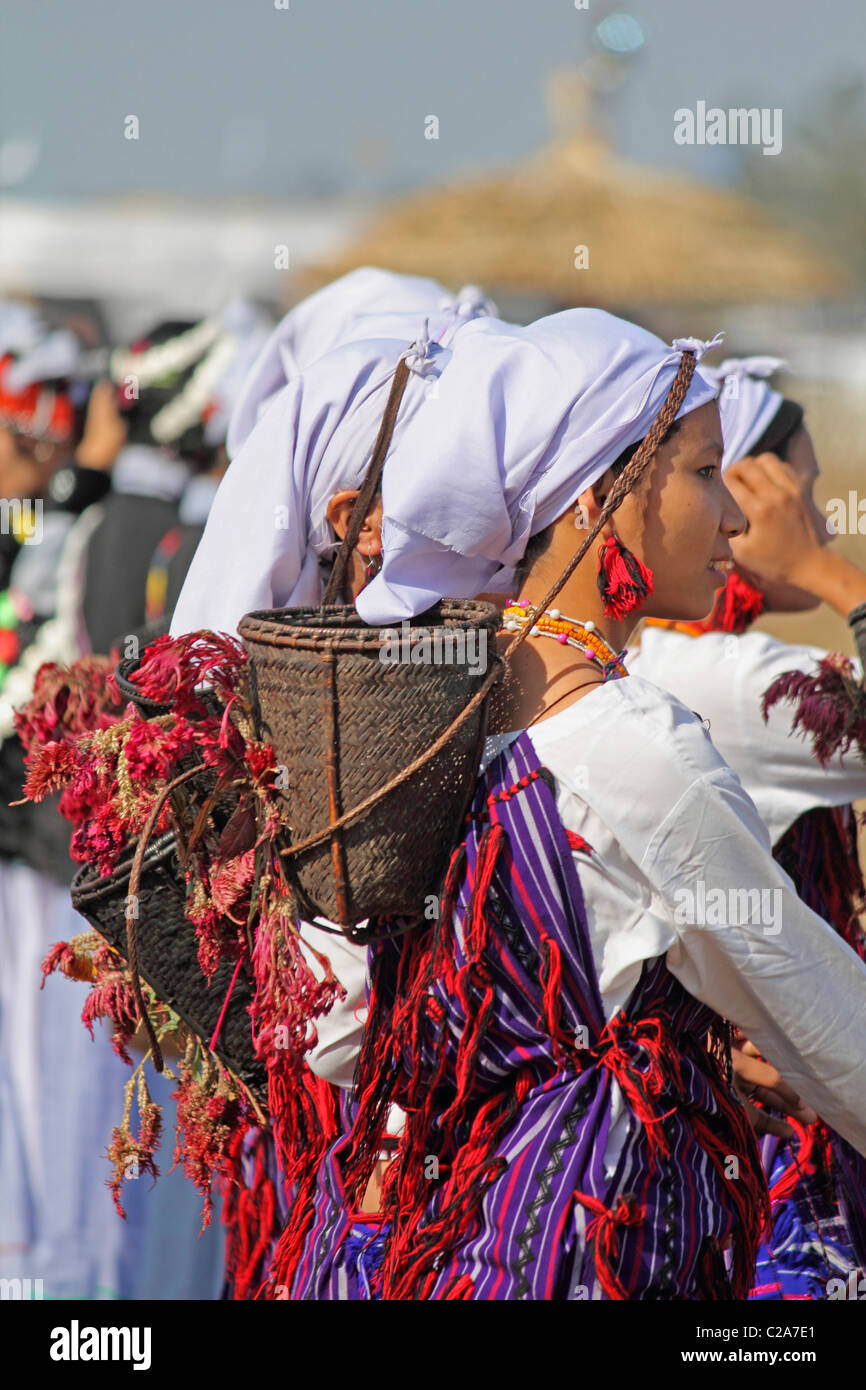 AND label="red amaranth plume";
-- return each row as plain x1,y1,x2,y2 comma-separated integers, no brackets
173,1052,249,1228
81,962,142,1065
250,894,343,1080
41,938,96,987
15,655,126,757
121,714,197,781
762,654,866,766
129,631,247,714
106,1074,163,1219
42,933,142,1064
21,740,78,801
